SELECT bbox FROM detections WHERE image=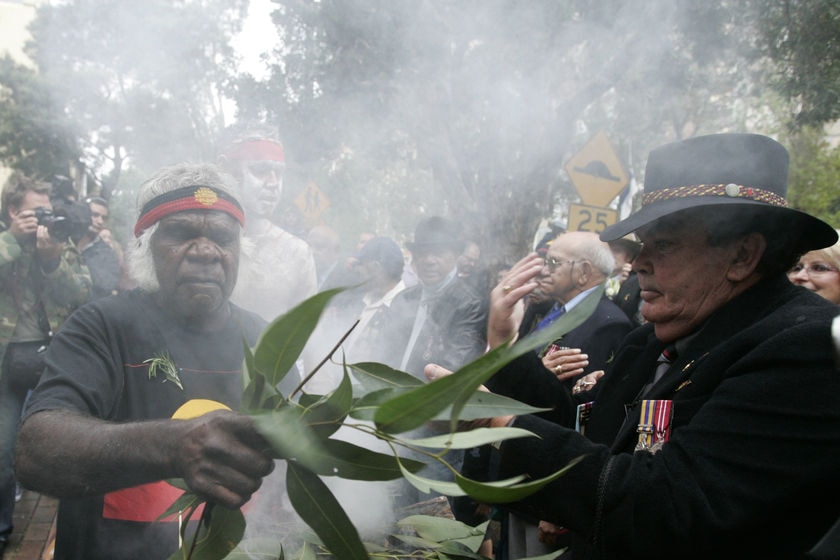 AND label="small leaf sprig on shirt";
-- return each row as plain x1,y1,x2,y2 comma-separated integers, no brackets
144,353,183,390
